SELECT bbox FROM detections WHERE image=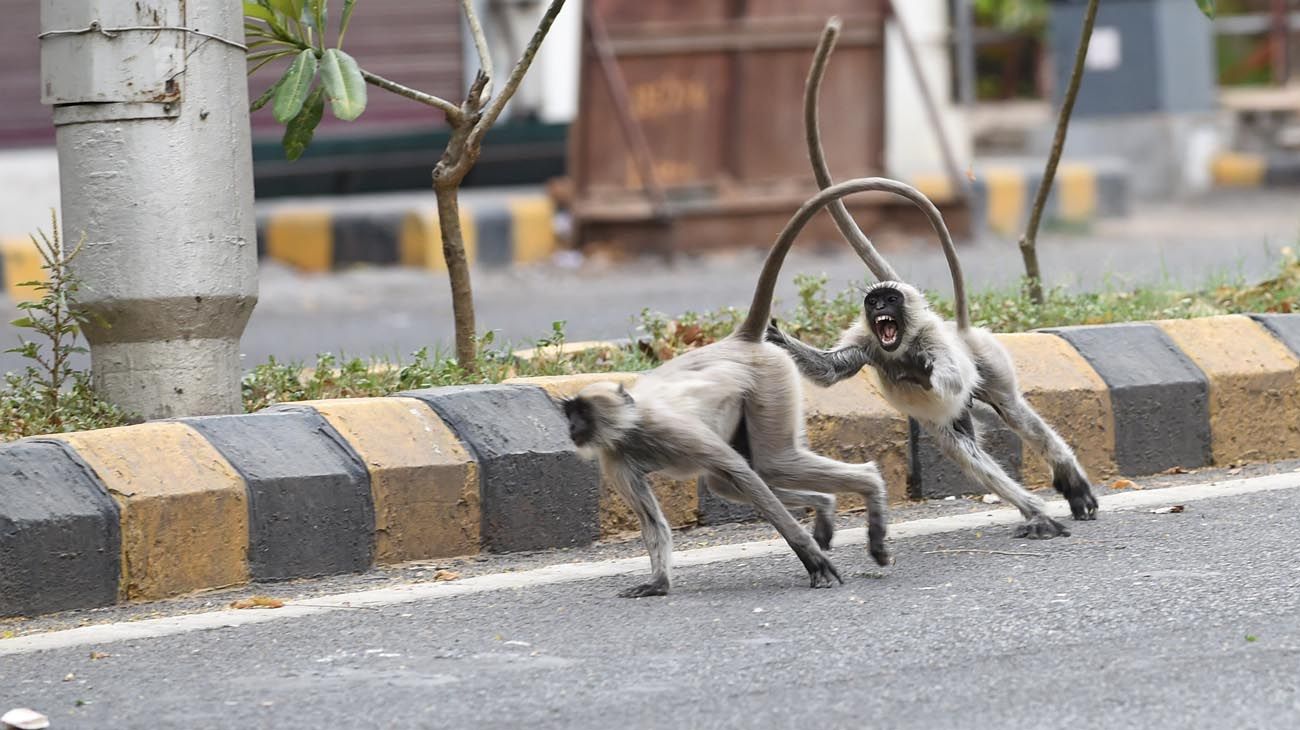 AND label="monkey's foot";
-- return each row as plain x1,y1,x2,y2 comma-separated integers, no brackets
618,577,669,598
813,514,835,551
869,541,893,567
803,553,843,589
1013,513,1070,539
1053,467,1099,521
